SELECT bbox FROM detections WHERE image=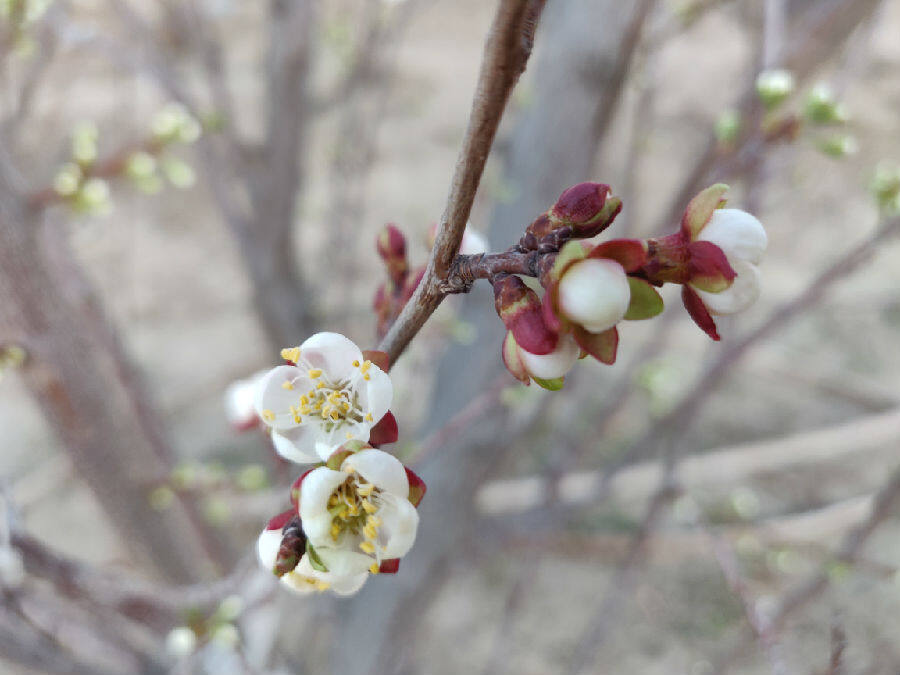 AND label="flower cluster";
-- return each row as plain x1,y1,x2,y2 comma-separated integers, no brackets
494,182,766,387
254,332,425,596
